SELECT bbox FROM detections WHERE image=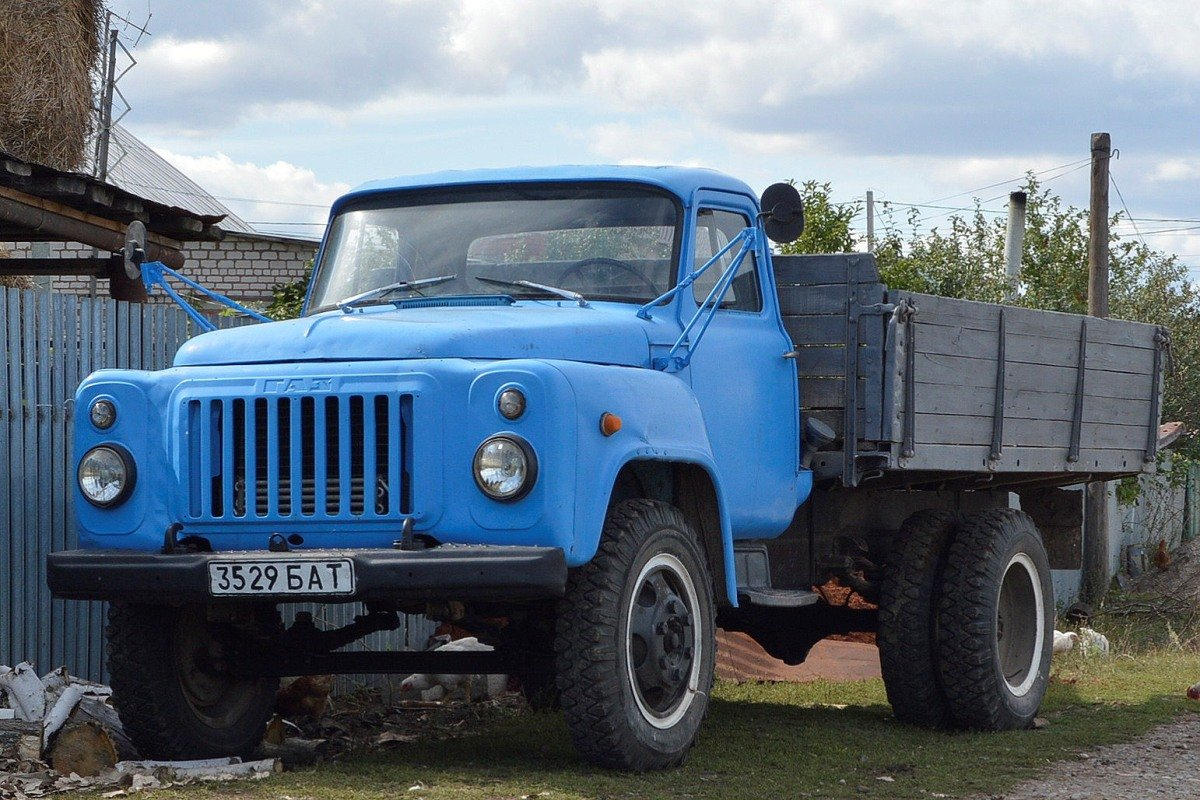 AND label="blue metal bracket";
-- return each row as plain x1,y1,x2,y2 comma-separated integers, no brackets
140,260,272,333
638,227,759,372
